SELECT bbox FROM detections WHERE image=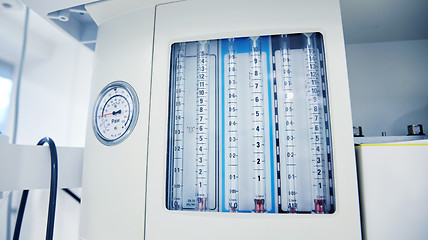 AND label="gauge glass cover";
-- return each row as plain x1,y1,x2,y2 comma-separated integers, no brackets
93,81,139,145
